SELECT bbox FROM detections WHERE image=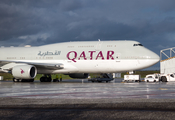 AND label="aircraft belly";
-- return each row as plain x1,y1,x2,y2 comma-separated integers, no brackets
51,60,142,73
117,59,158,71
73,61,110,73
77,59,158,73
